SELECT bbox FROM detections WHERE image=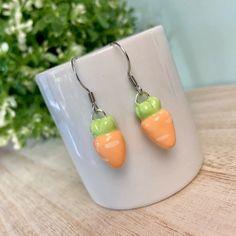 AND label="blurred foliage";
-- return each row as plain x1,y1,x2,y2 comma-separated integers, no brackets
0,0,136,149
